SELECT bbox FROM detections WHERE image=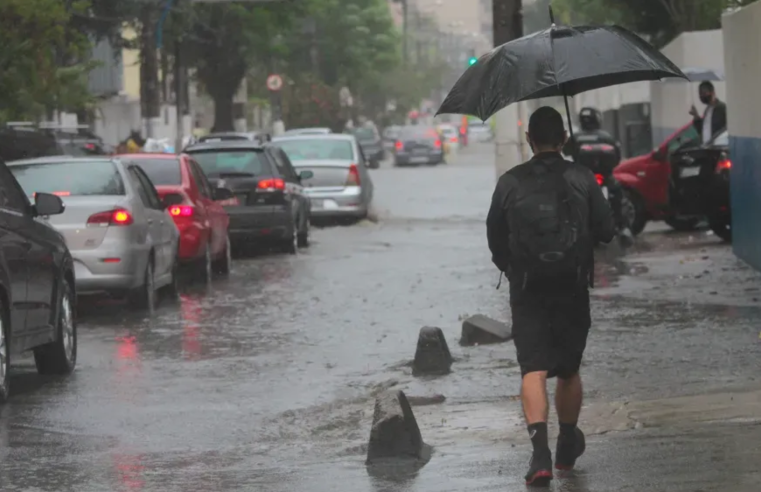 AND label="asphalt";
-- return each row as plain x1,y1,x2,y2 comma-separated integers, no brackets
1,143,760,491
